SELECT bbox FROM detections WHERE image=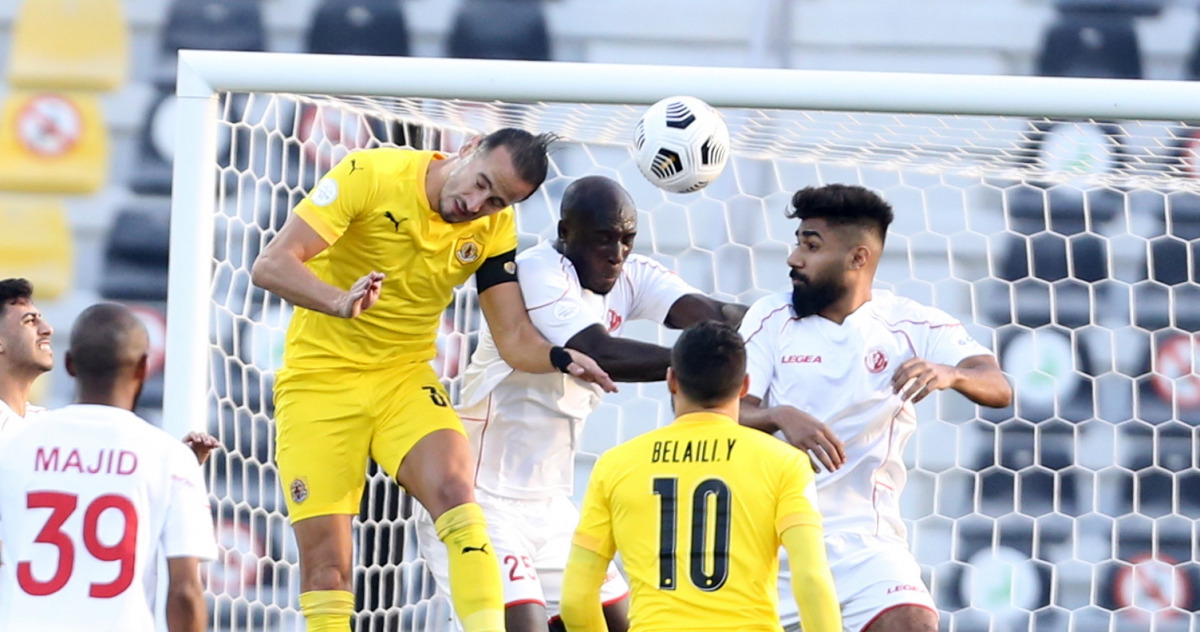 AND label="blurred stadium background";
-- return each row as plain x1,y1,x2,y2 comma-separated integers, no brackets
5,0,1200,630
